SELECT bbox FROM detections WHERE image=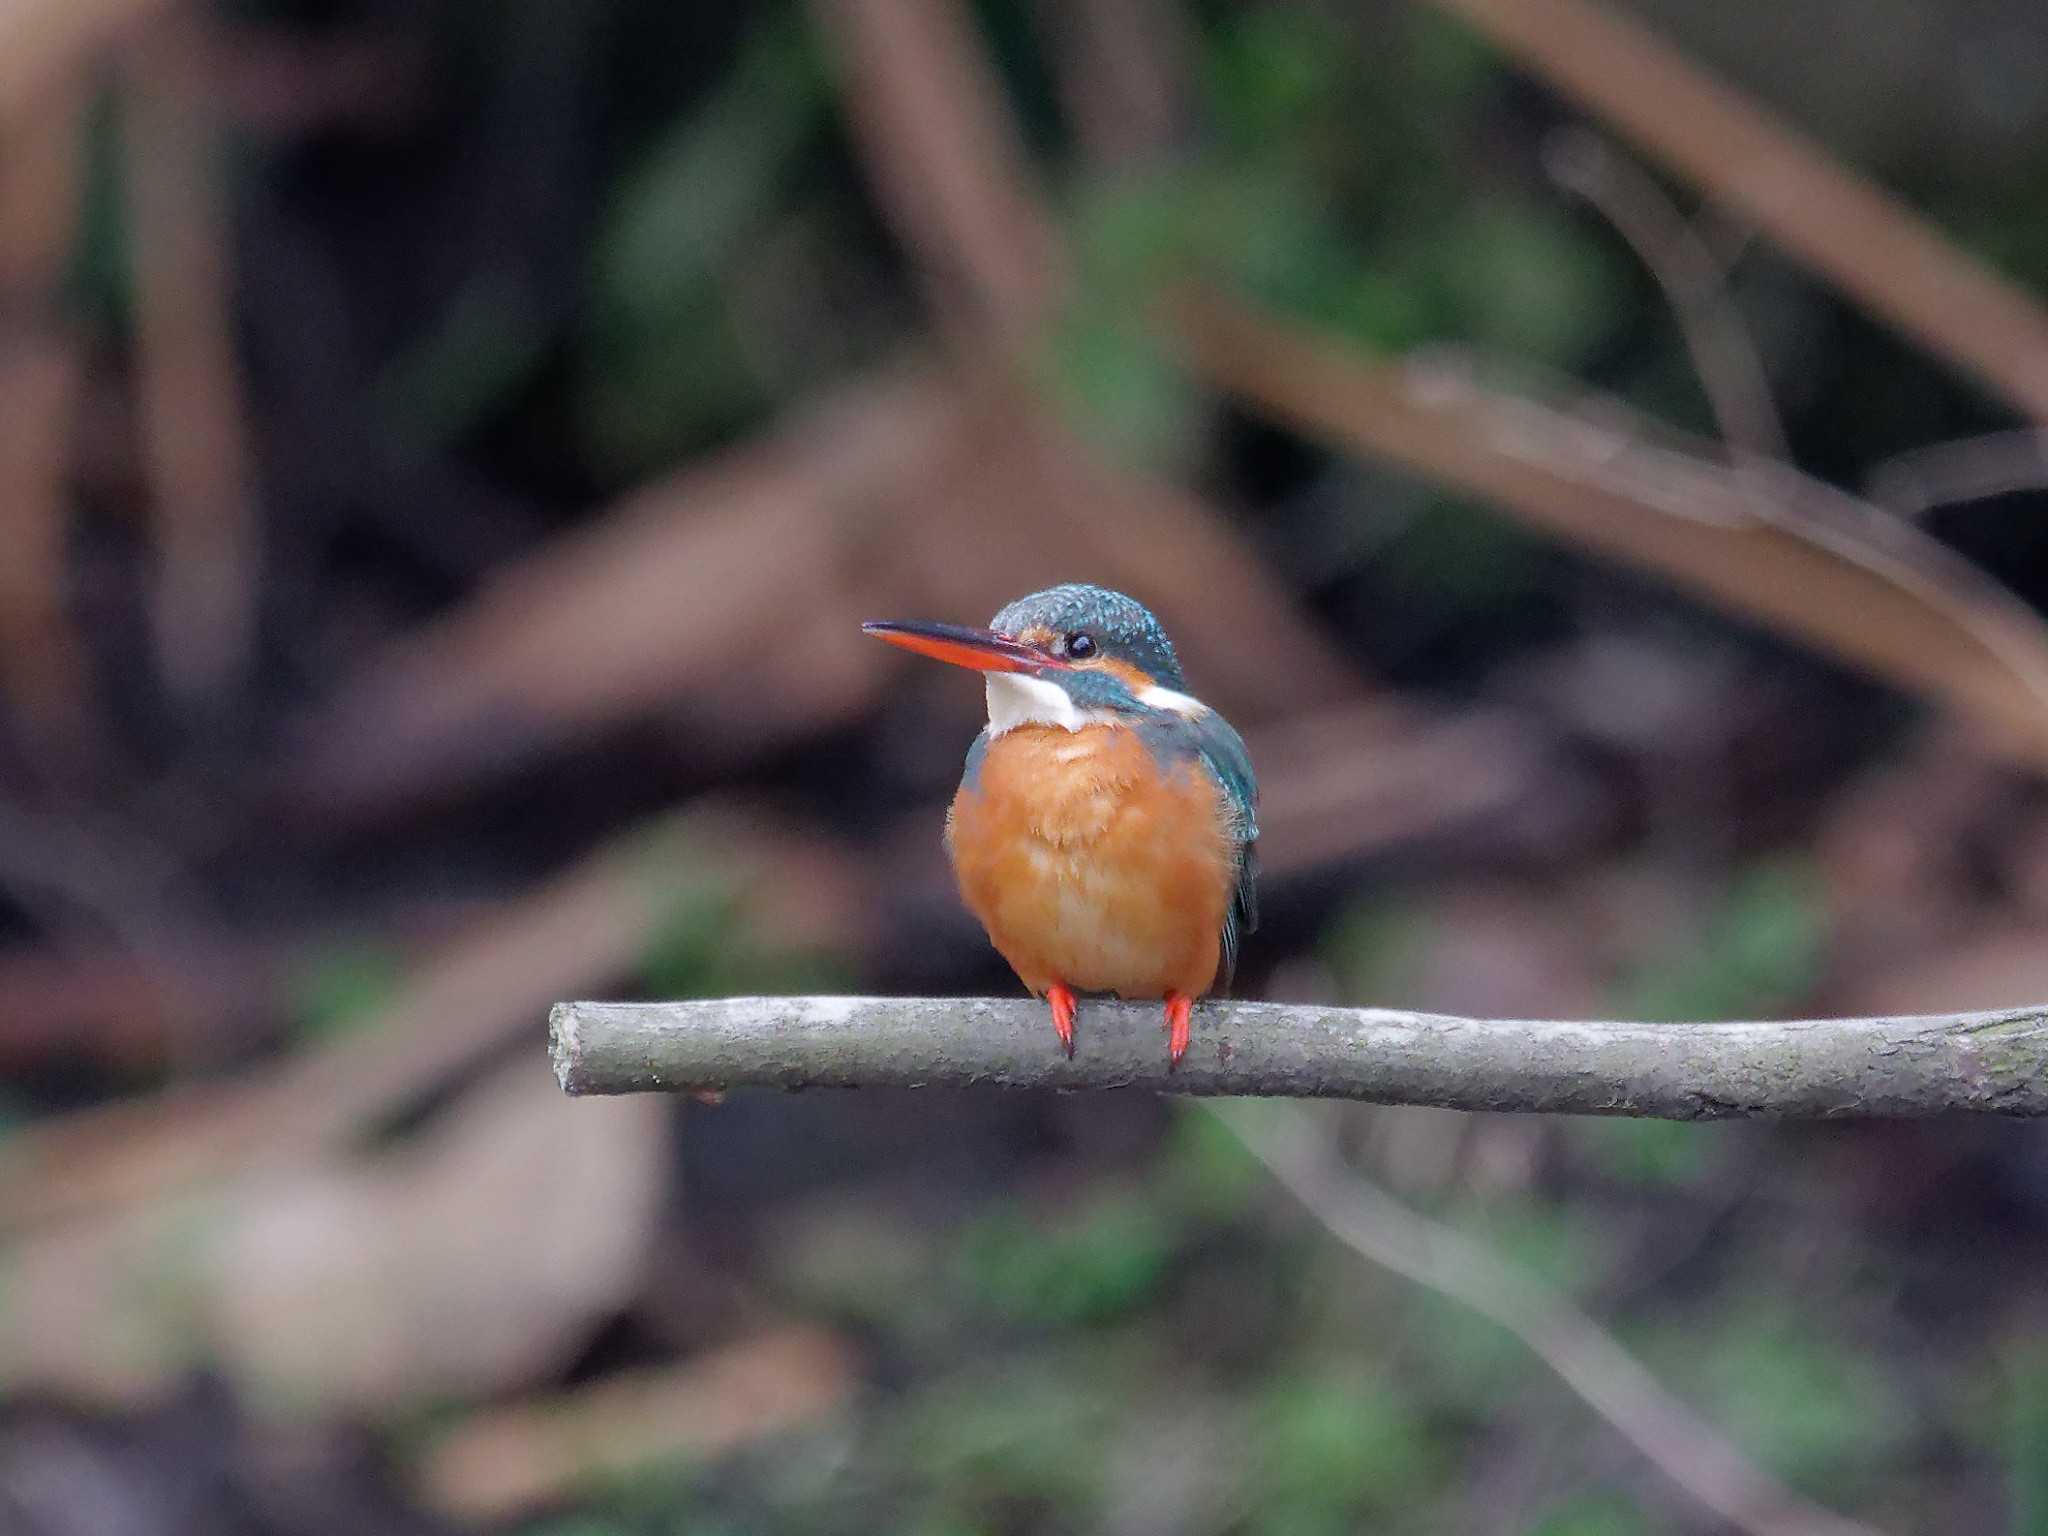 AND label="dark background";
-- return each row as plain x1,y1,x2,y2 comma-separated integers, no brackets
3,0,2048,1531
